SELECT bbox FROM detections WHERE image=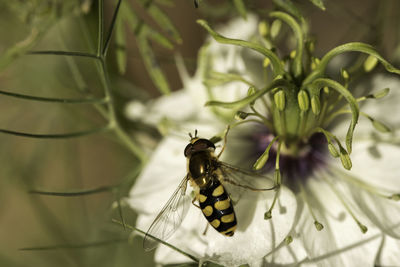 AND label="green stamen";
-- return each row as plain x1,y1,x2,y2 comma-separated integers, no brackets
323,175,368,234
